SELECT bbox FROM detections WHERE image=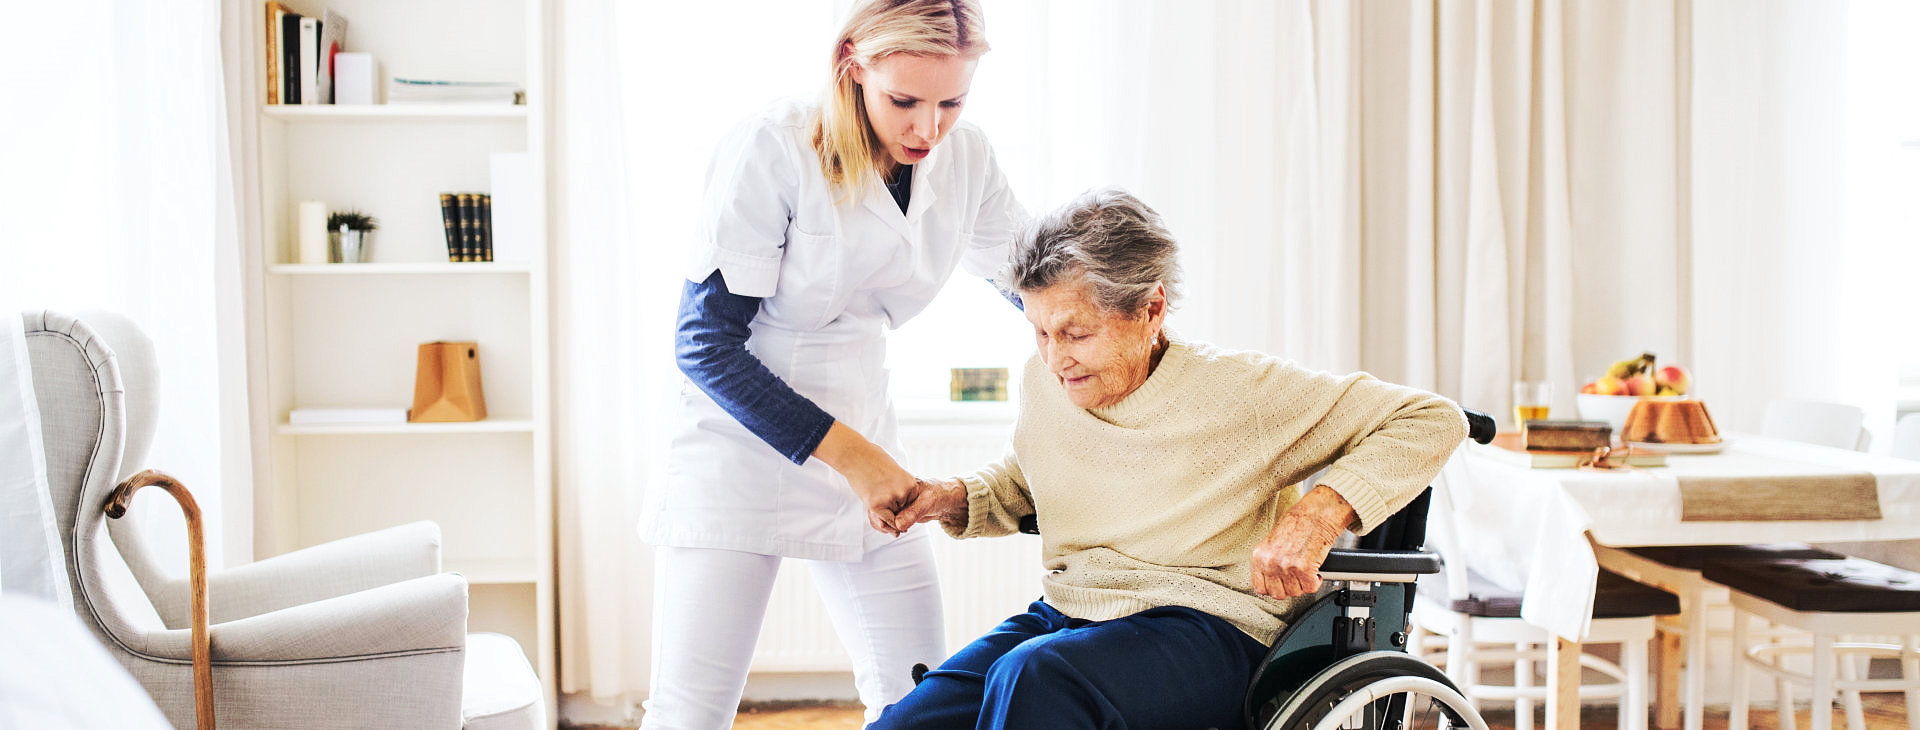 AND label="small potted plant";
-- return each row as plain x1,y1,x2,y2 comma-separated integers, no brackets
326,209,379,263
